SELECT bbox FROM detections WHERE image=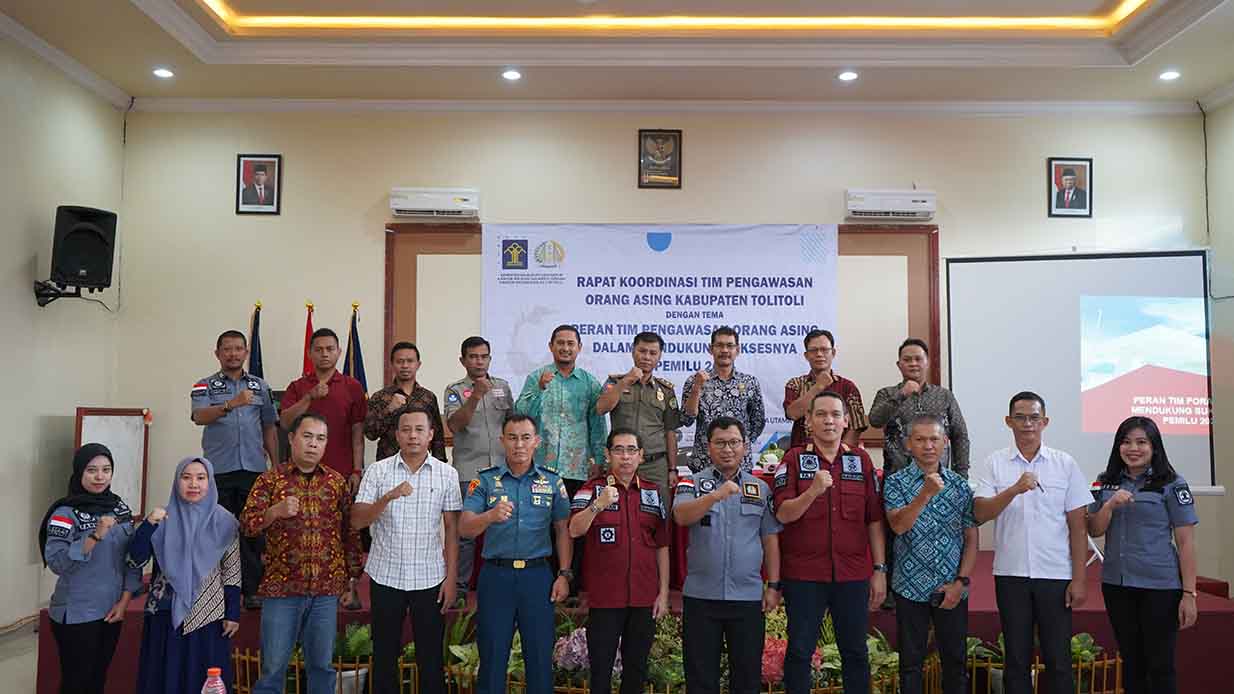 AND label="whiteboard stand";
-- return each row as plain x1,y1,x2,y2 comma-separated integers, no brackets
74,407,150,518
